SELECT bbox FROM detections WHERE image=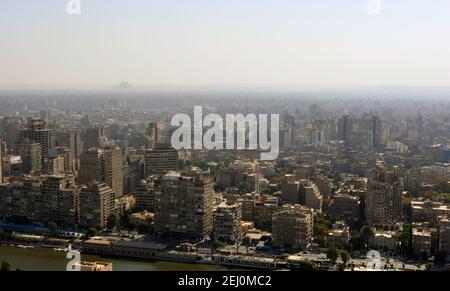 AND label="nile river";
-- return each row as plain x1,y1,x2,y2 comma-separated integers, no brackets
0,245,233,271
